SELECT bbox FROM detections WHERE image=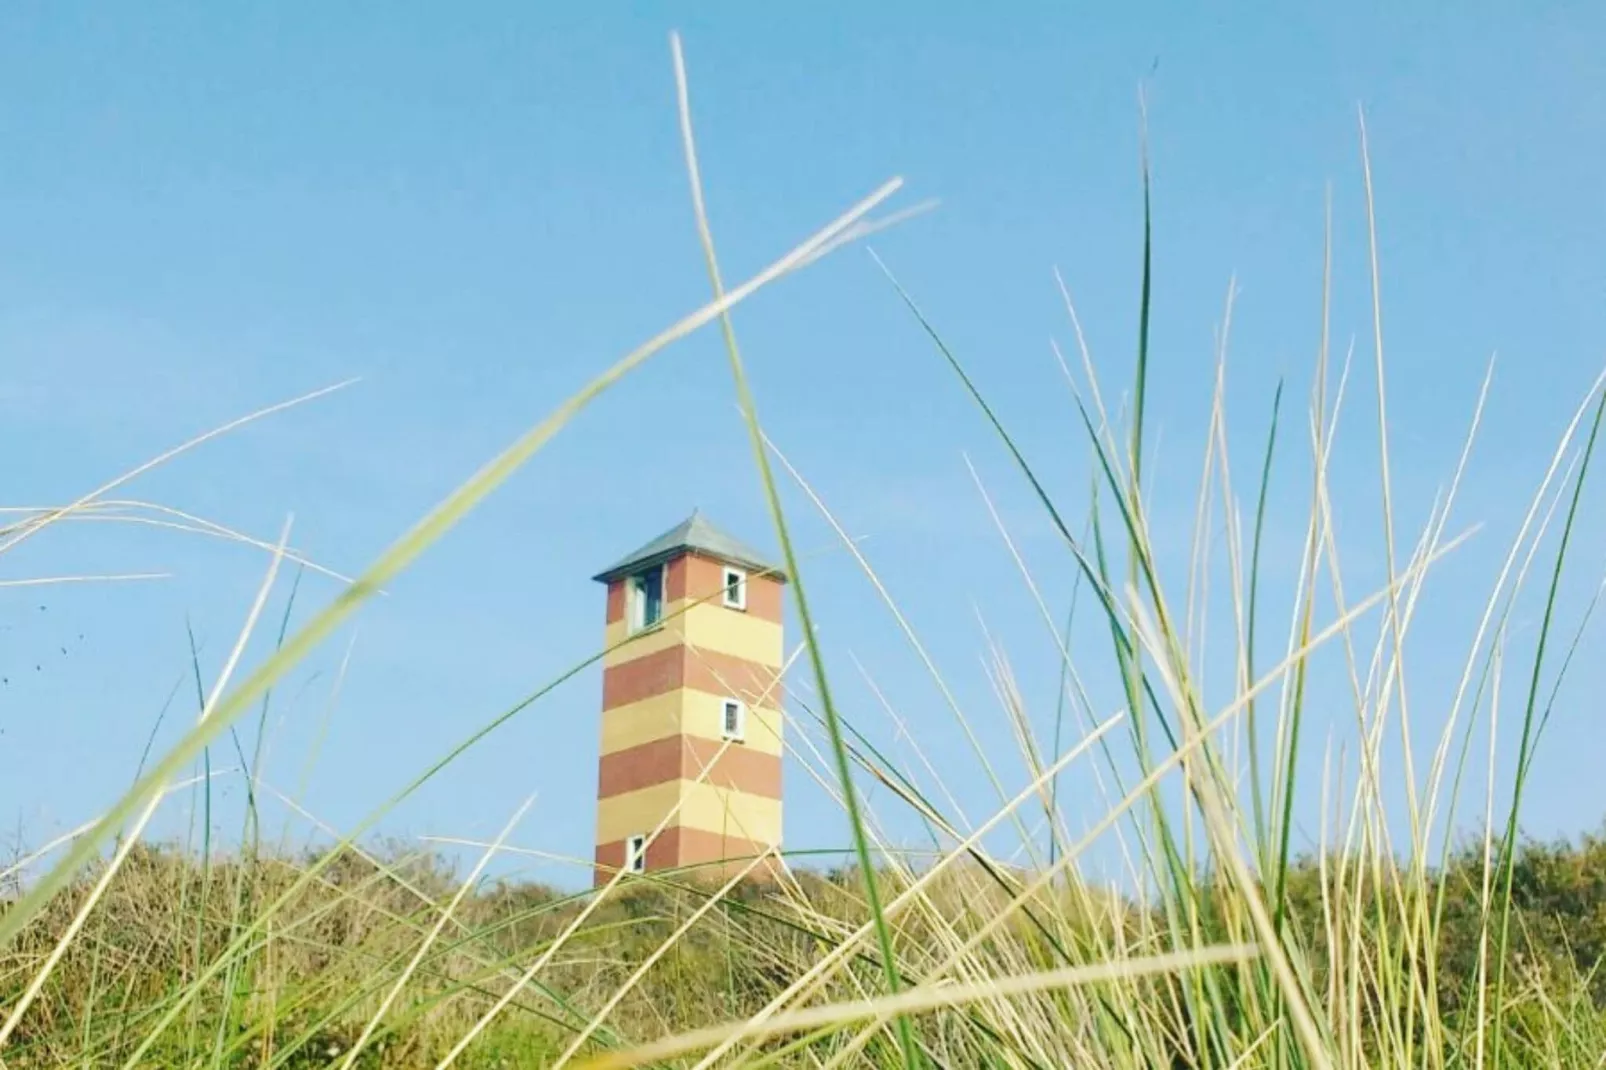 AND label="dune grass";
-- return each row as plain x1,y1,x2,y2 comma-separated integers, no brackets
4,34,1606,1069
